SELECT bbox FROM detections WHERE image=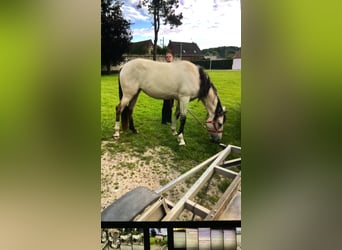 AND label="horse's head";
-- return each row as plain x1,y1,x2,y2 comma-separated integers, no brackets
206,98,226,143
198,67,227,143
